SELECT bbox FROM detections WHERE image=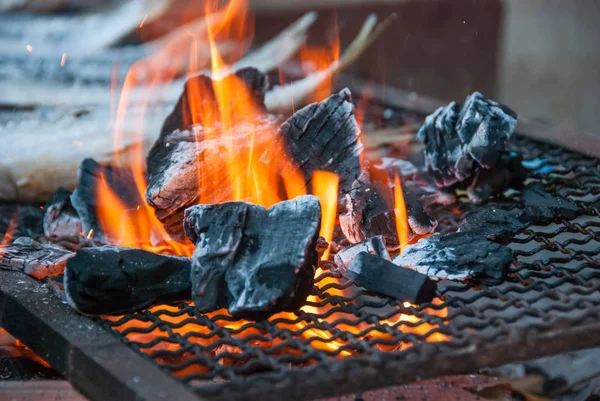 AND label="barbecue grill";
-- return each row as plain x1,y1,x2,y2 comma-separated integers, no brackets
2,85,599,401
